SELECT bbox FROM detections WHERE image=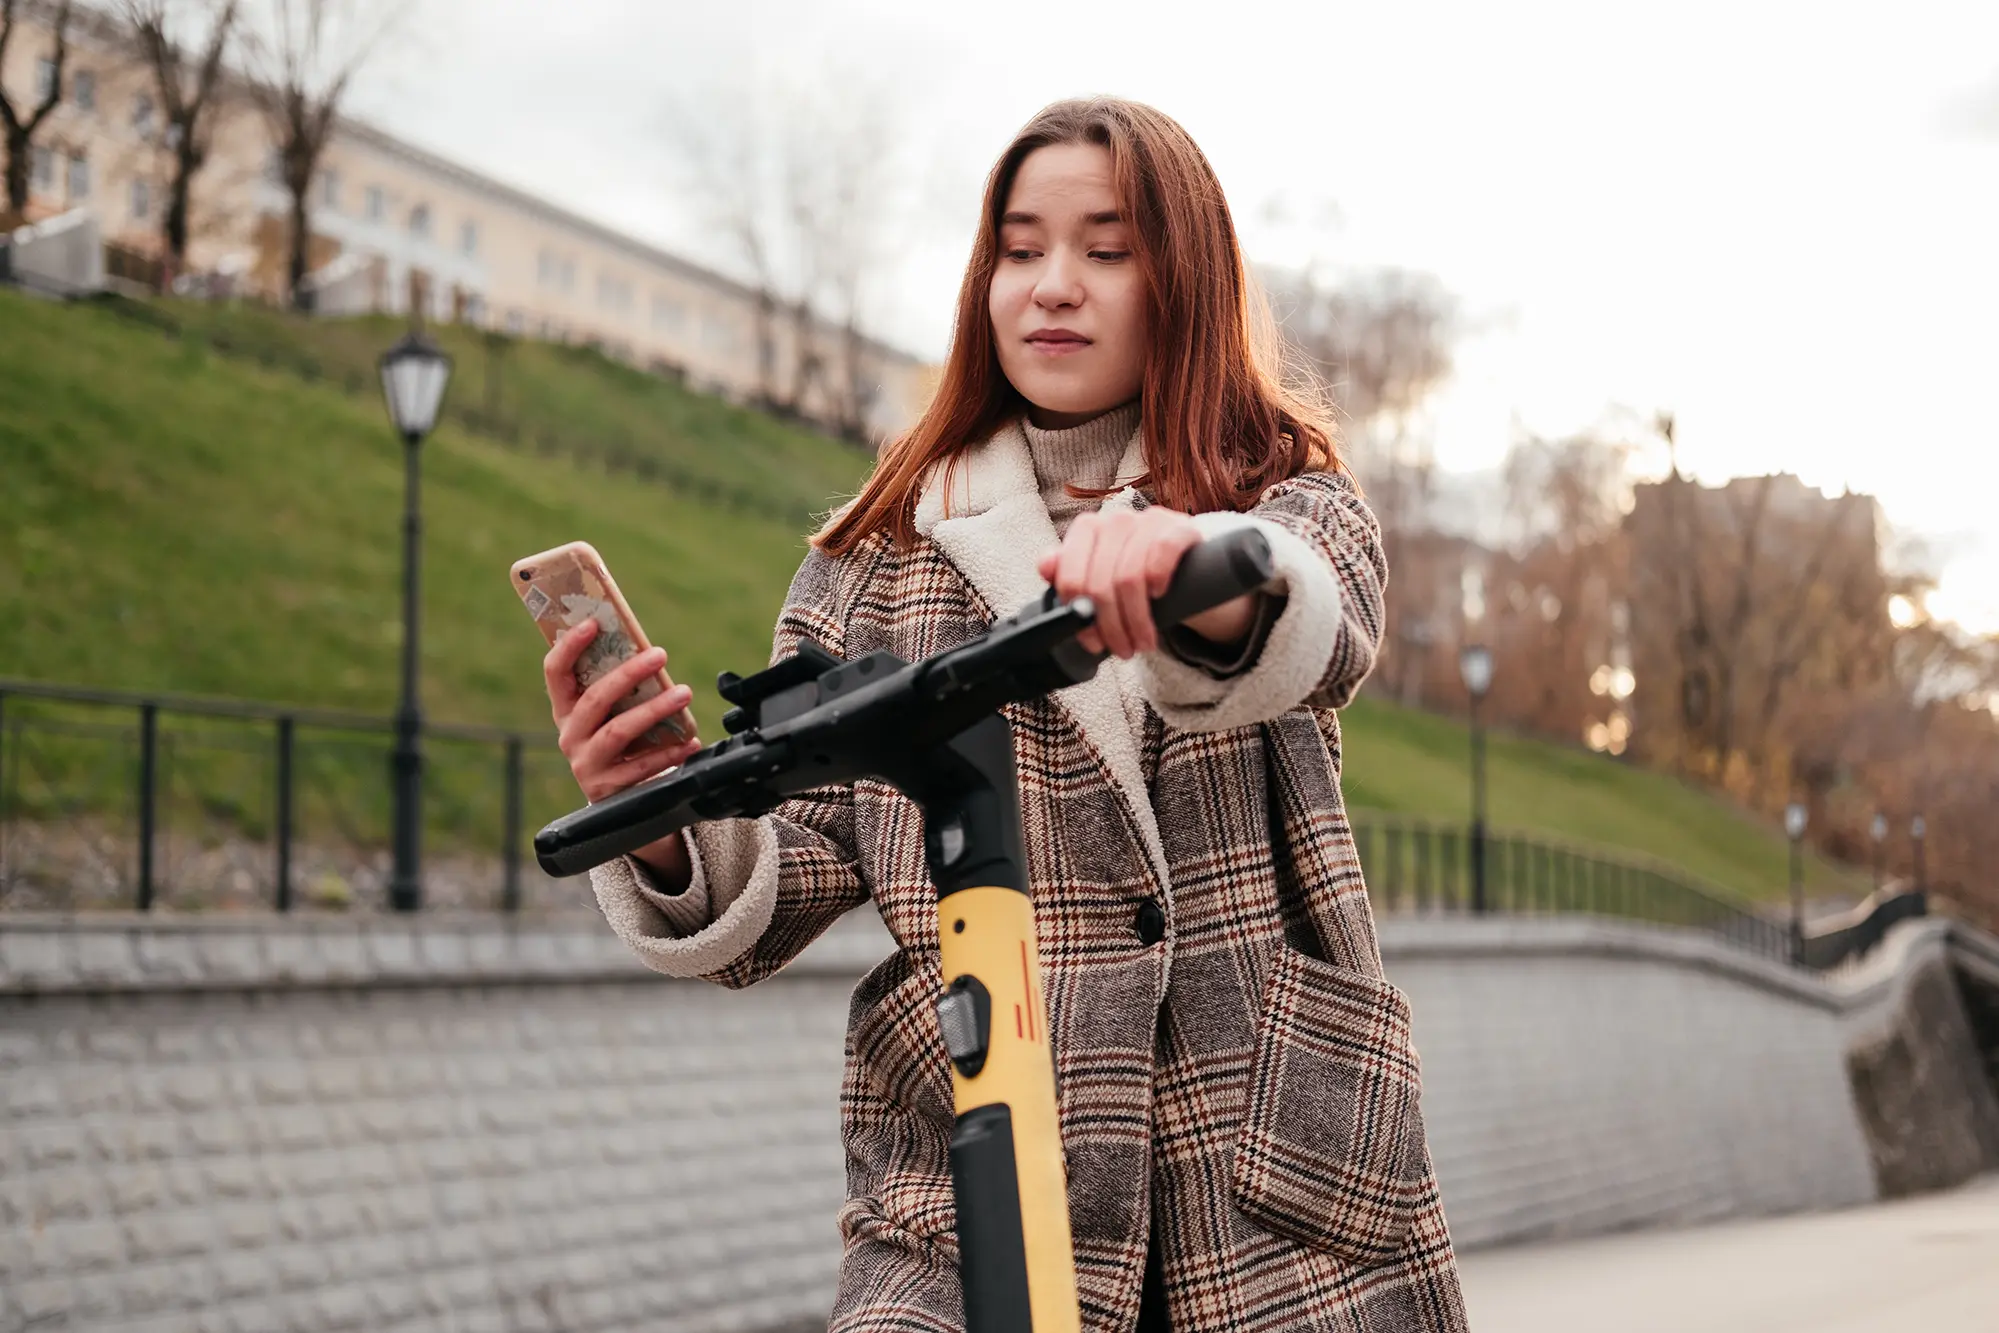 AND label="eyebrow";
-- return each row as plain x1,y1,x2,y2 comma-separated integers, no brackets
1000,210,1125,226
